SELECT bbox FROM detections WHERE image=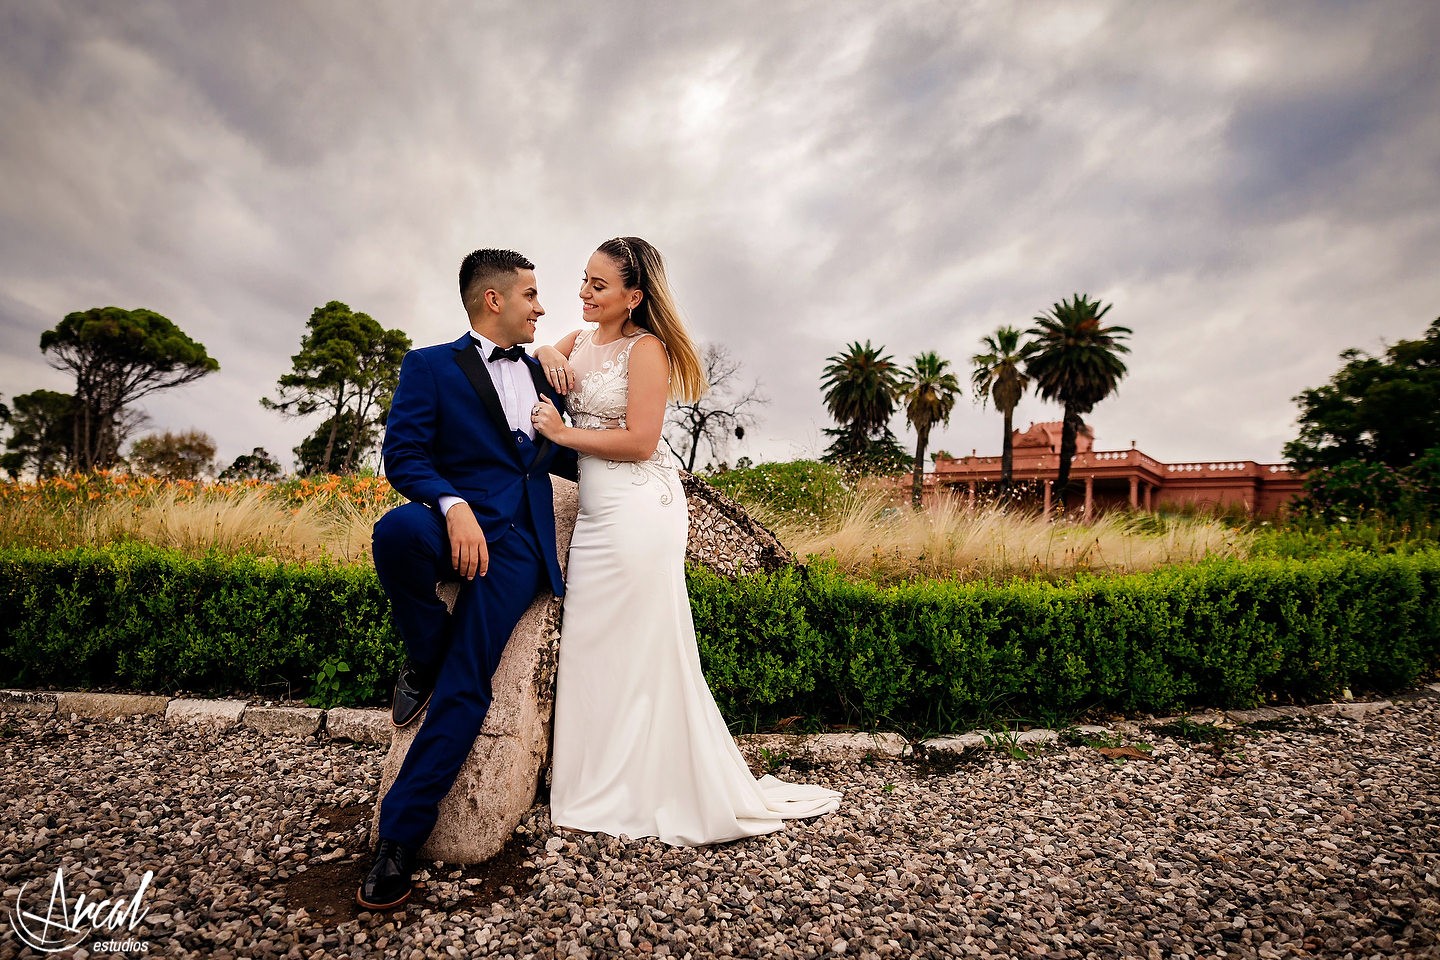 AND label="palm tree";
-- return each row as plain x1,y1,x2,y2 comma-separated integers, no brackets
1024,295,1131,511
970,326,1032,491
897,352,962,507
820,340,902,466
